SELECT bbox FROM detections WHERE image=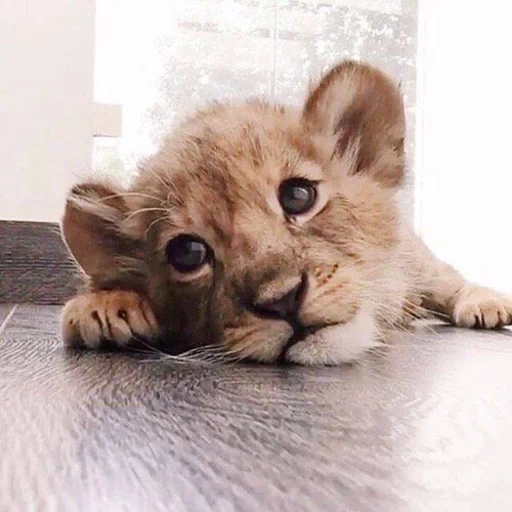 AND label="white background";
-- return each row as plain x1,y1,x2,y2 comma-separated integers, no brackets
415,0,512,292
